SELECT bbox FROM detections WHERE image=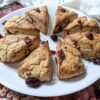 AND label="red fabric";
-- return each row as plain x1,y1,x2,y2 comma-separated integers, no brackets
0,84,97,100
